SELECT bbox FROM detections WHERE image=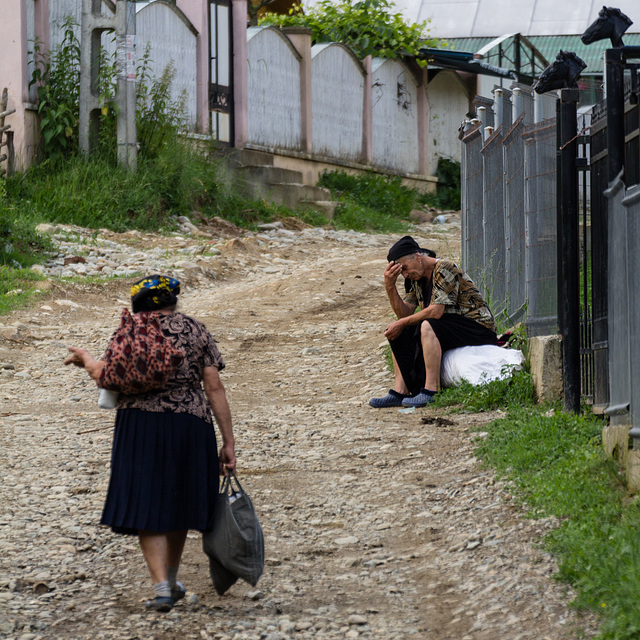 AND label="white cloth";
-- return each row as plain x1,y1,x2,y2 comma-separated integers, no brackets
441,345,524,388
